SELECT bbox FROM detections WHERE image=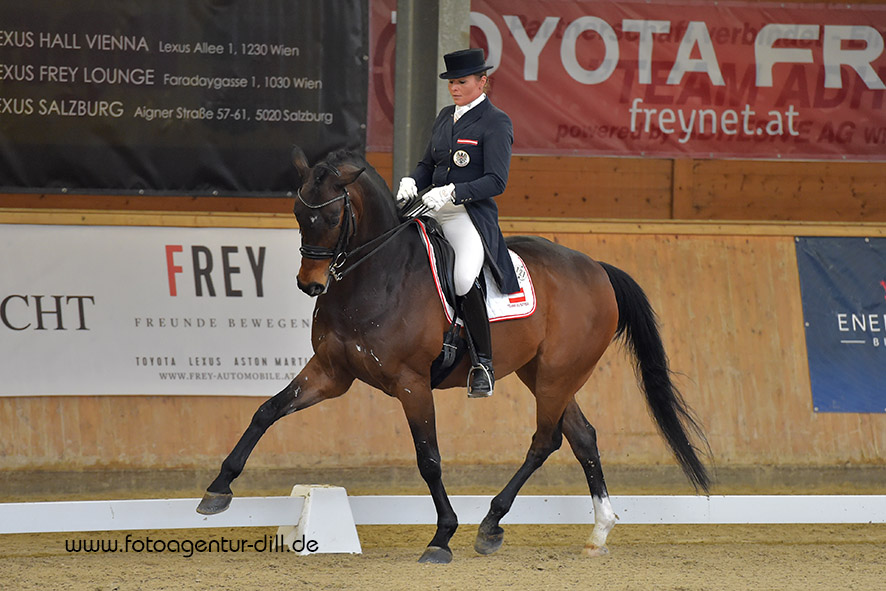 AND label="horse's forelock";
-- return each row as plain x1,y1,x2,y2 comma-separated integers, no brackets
311,161,339,190
325,150,362,172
